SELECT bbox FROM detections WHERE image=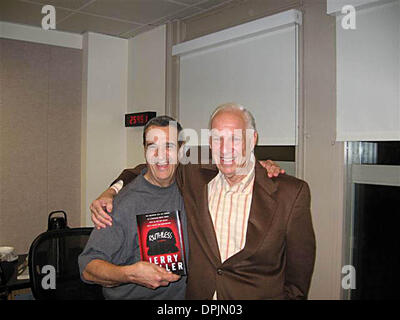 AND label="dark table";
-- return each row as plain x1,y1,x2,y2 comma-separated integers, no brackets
1,254,31,295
